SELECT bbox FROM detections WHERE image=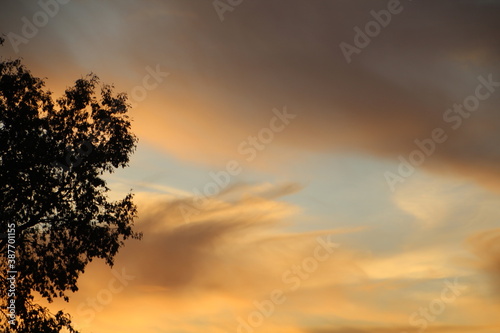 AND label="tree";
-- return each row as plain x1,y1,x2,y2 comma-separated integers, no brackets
0,36,141,332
